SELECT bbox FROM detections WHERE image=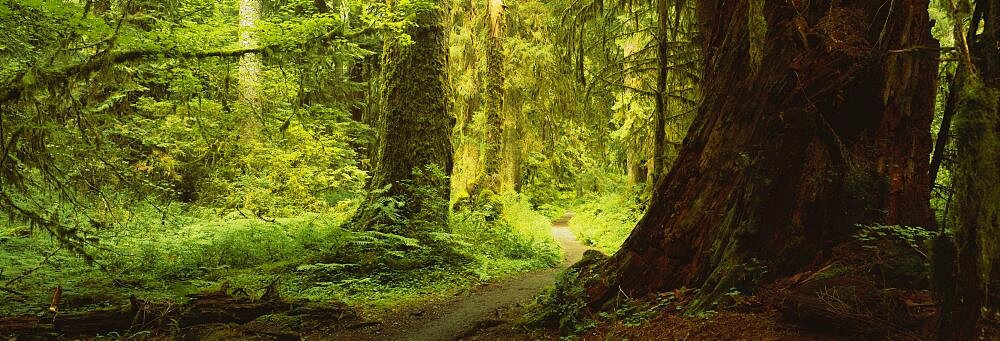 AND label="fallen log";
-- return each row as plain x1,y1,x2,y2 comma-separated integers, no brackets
0,291,318,338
